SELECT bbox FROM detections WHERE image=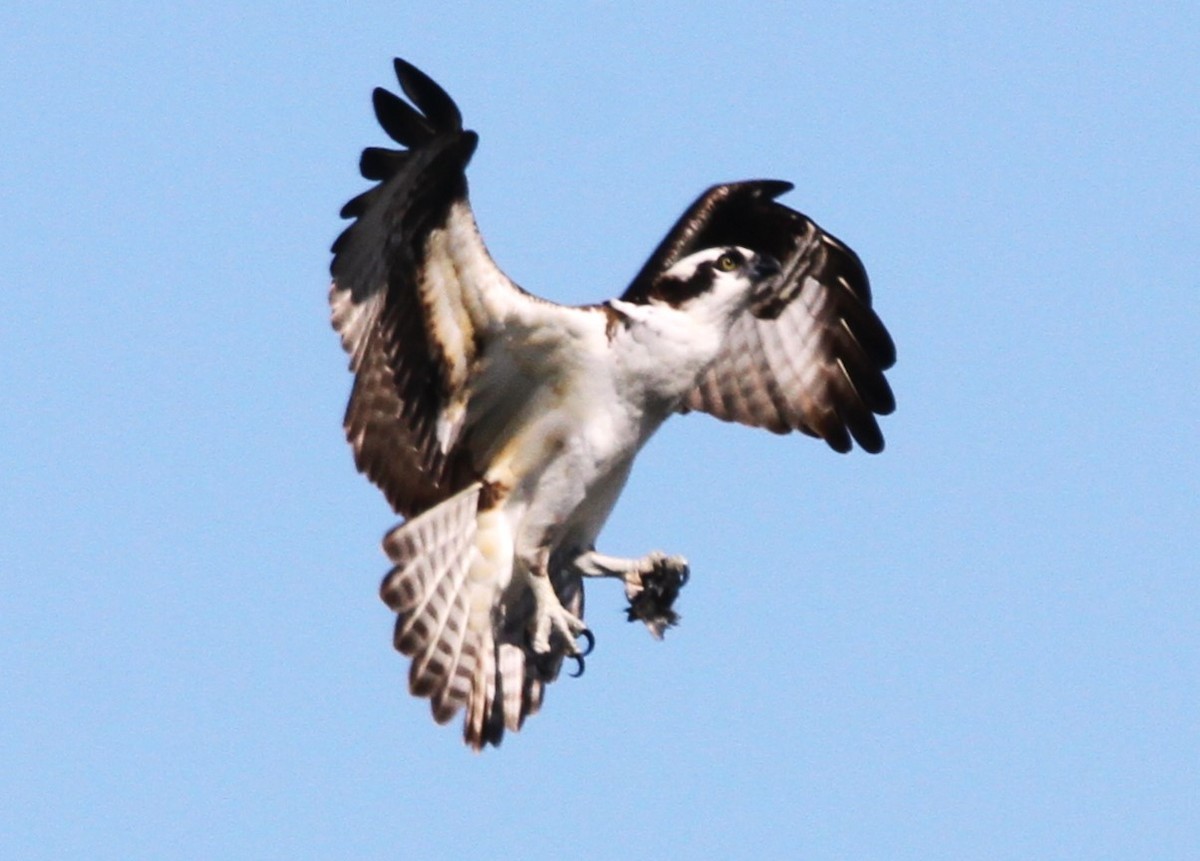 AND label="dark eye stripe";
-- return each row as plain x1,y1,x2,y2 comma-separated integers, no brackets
651,255,722,306
640,248,748,308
